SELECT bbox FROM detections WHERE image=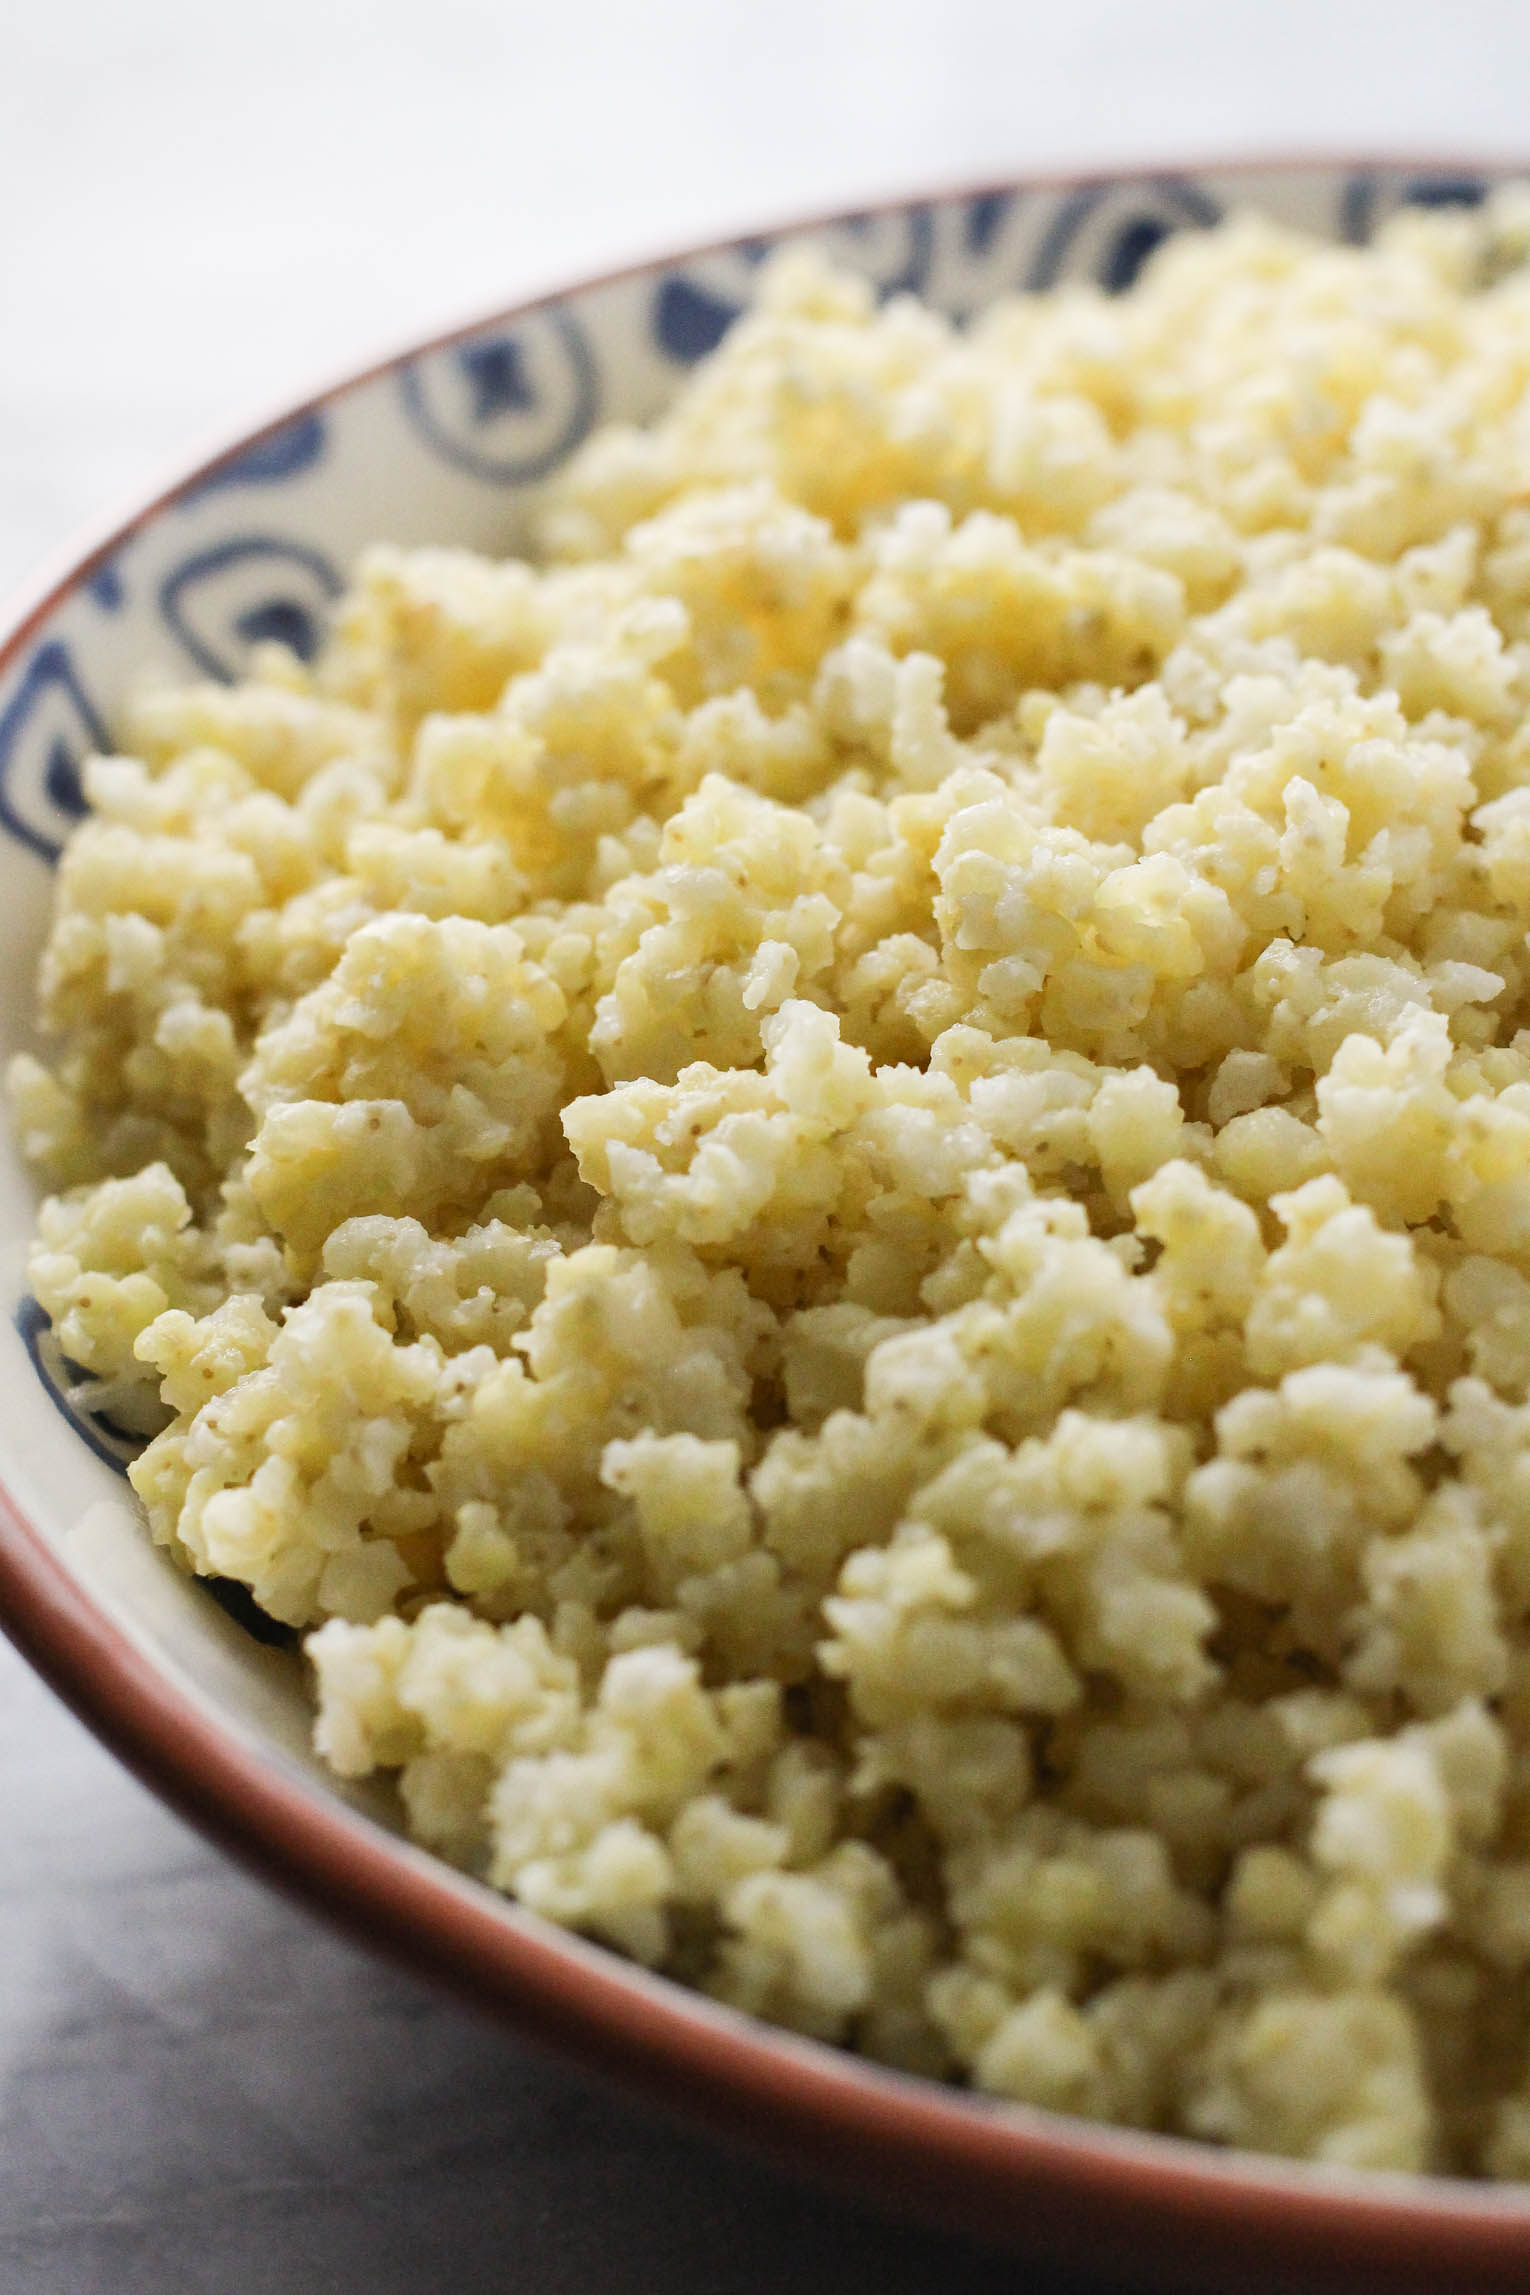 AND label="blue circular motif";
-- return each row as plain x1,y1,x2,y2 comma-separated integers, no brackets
1340,168,1488,246
1028,176,1222,292
824,203,935,300
0,639,108,863
926,189,1048,321
397,304,599,484
158,535,343,682
650,204,936,369
656,272,745,364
